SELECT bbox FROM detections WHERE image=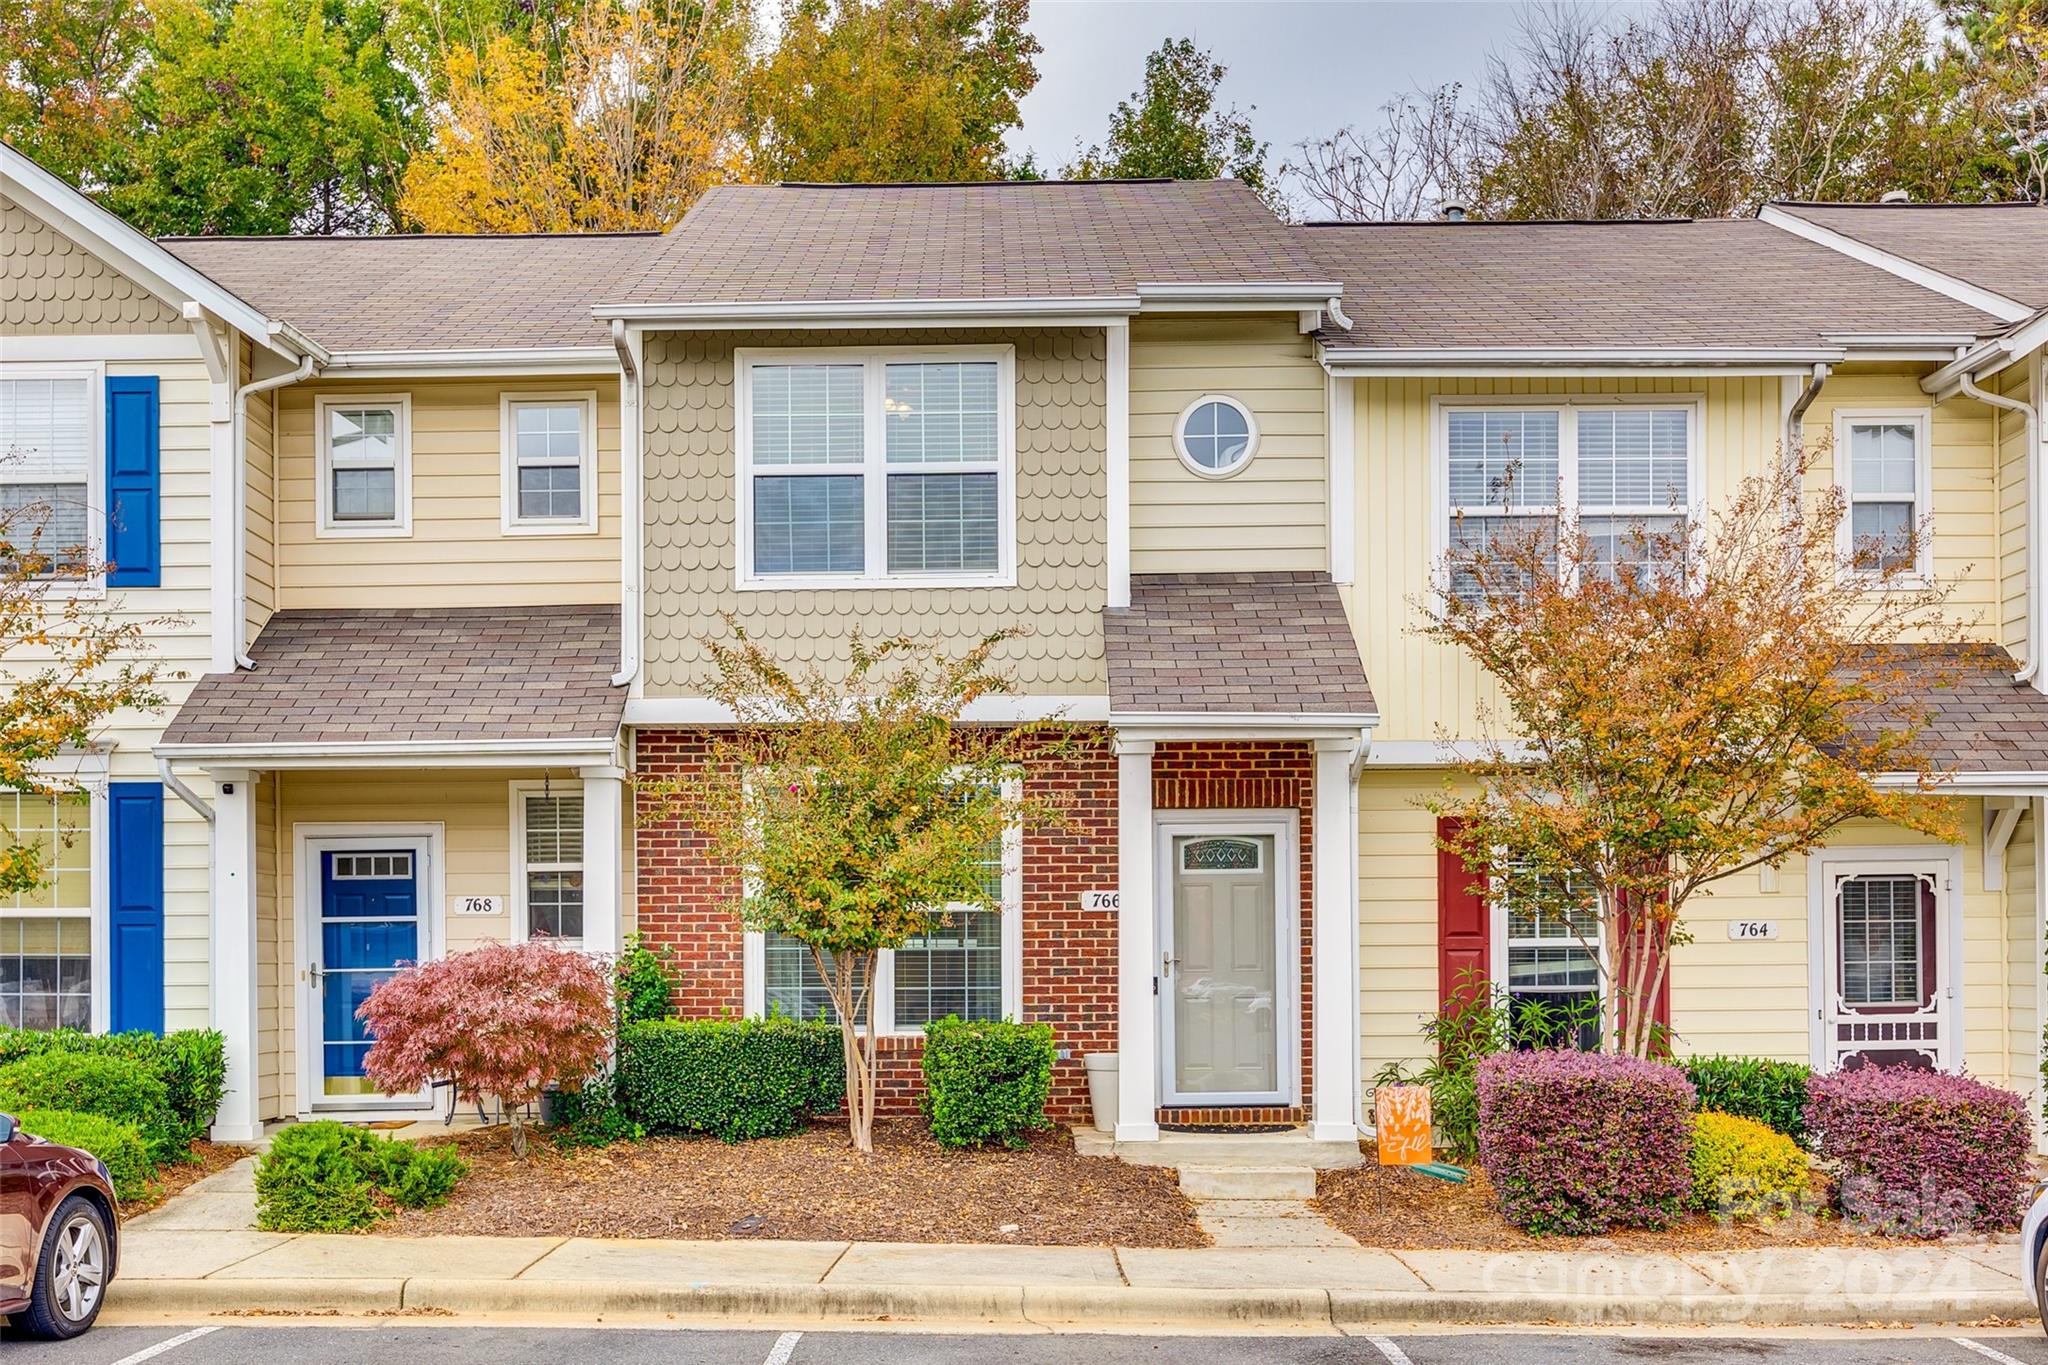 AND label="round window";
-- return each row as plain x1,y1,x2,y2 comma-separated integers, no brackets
1174,396,1259,478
